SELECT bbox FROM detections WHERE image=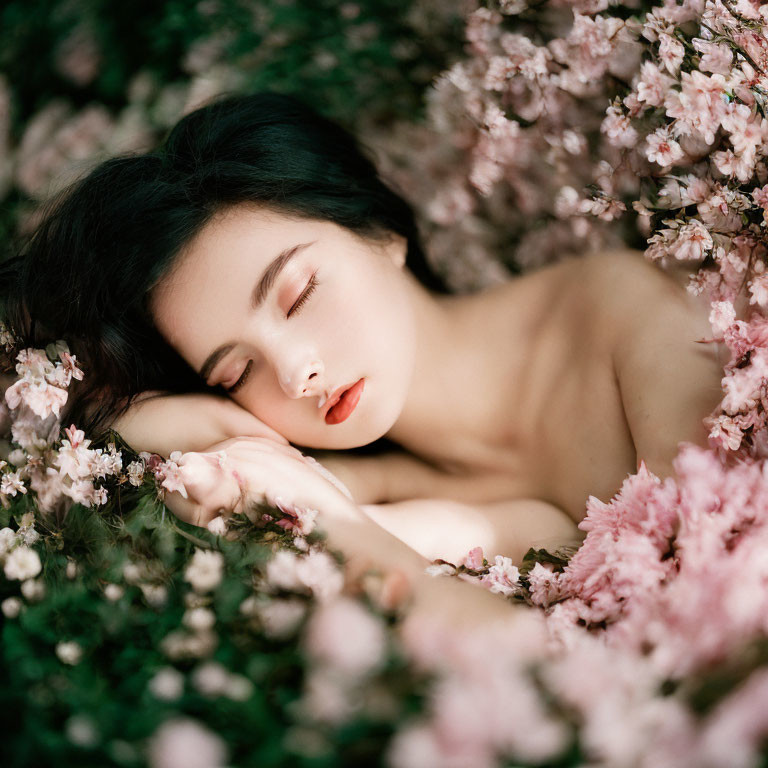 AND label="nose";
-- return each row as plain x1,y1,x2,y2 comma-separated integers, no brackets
278,358,324,399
